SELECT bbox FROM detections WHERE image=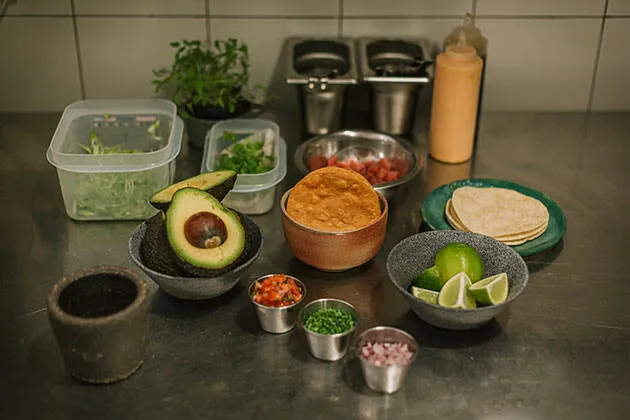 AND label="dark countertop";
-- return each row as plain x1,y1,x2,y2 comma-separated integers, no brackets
1,101,629,419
